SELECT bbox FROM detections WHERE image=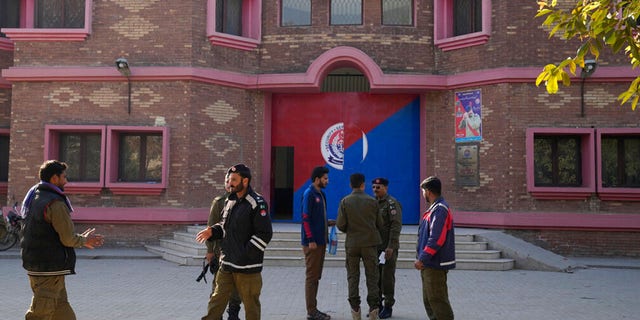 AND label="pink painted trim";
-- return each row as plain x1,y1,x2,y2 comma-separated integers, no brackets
526,128,596,200
434,0,492,51
2,0,92,42
0,76,10,88
596,128,640,201
70,207,209,224
44,125,106,194
261,93,272,203
206,0,262,51
105,126,169,195
0,38,14,51
455,211,640,231
0,129,7,194
1,53,639,93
